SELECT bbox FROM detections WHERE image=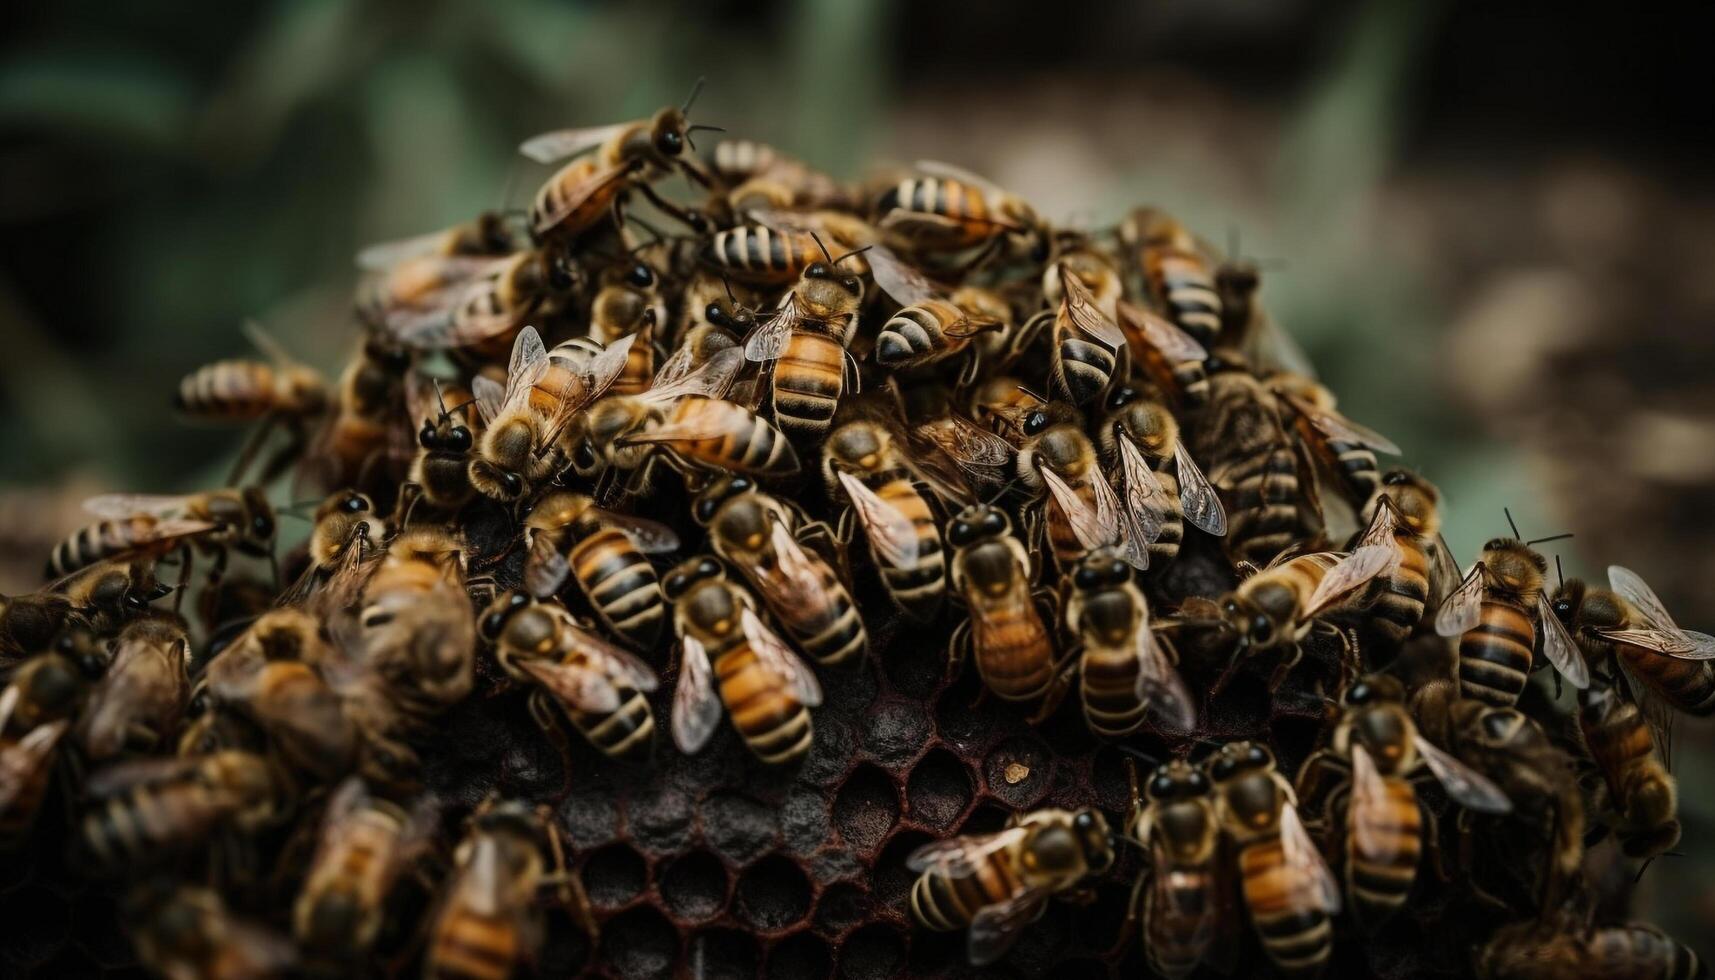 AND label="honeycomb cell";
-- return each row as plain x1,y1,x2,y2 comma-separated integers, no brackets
984,734,1052,808
689,927,761,980
872,829,934,912
863,697,933,767
599,905,679,980
839,922,907,980
813,880,866,936
832,763,900,855
769,931,834,980
581,841,647,908
905,747,974,830
733,854,813,932
701,791,780,864
628,784,695,855
658,849,728,923
781,786,833,856
800,713,859,788
931,664,1004,749
557,783,621,848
